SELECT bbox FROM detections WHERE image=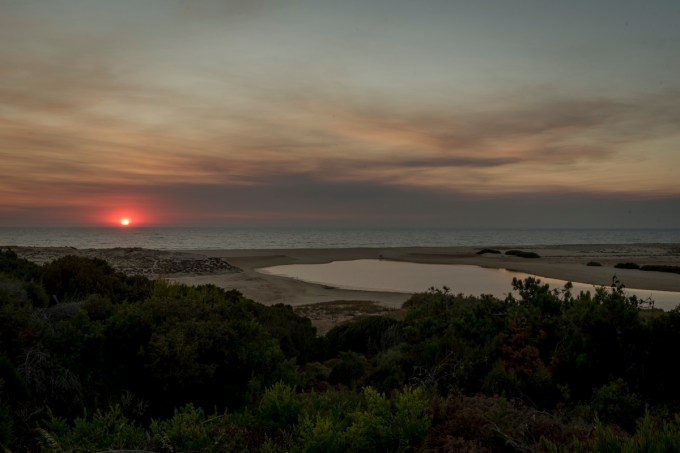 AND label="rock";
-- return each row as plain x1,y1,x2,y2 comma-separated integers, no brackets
11,246,242,277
